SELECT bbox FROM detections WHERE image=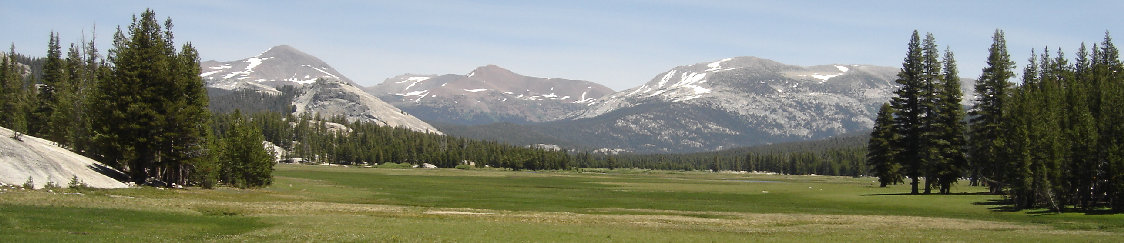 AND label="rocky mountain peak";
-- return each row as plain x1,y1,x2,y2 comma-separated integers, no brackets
468,64,521,83
259,45,305,58
201,45,355,90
